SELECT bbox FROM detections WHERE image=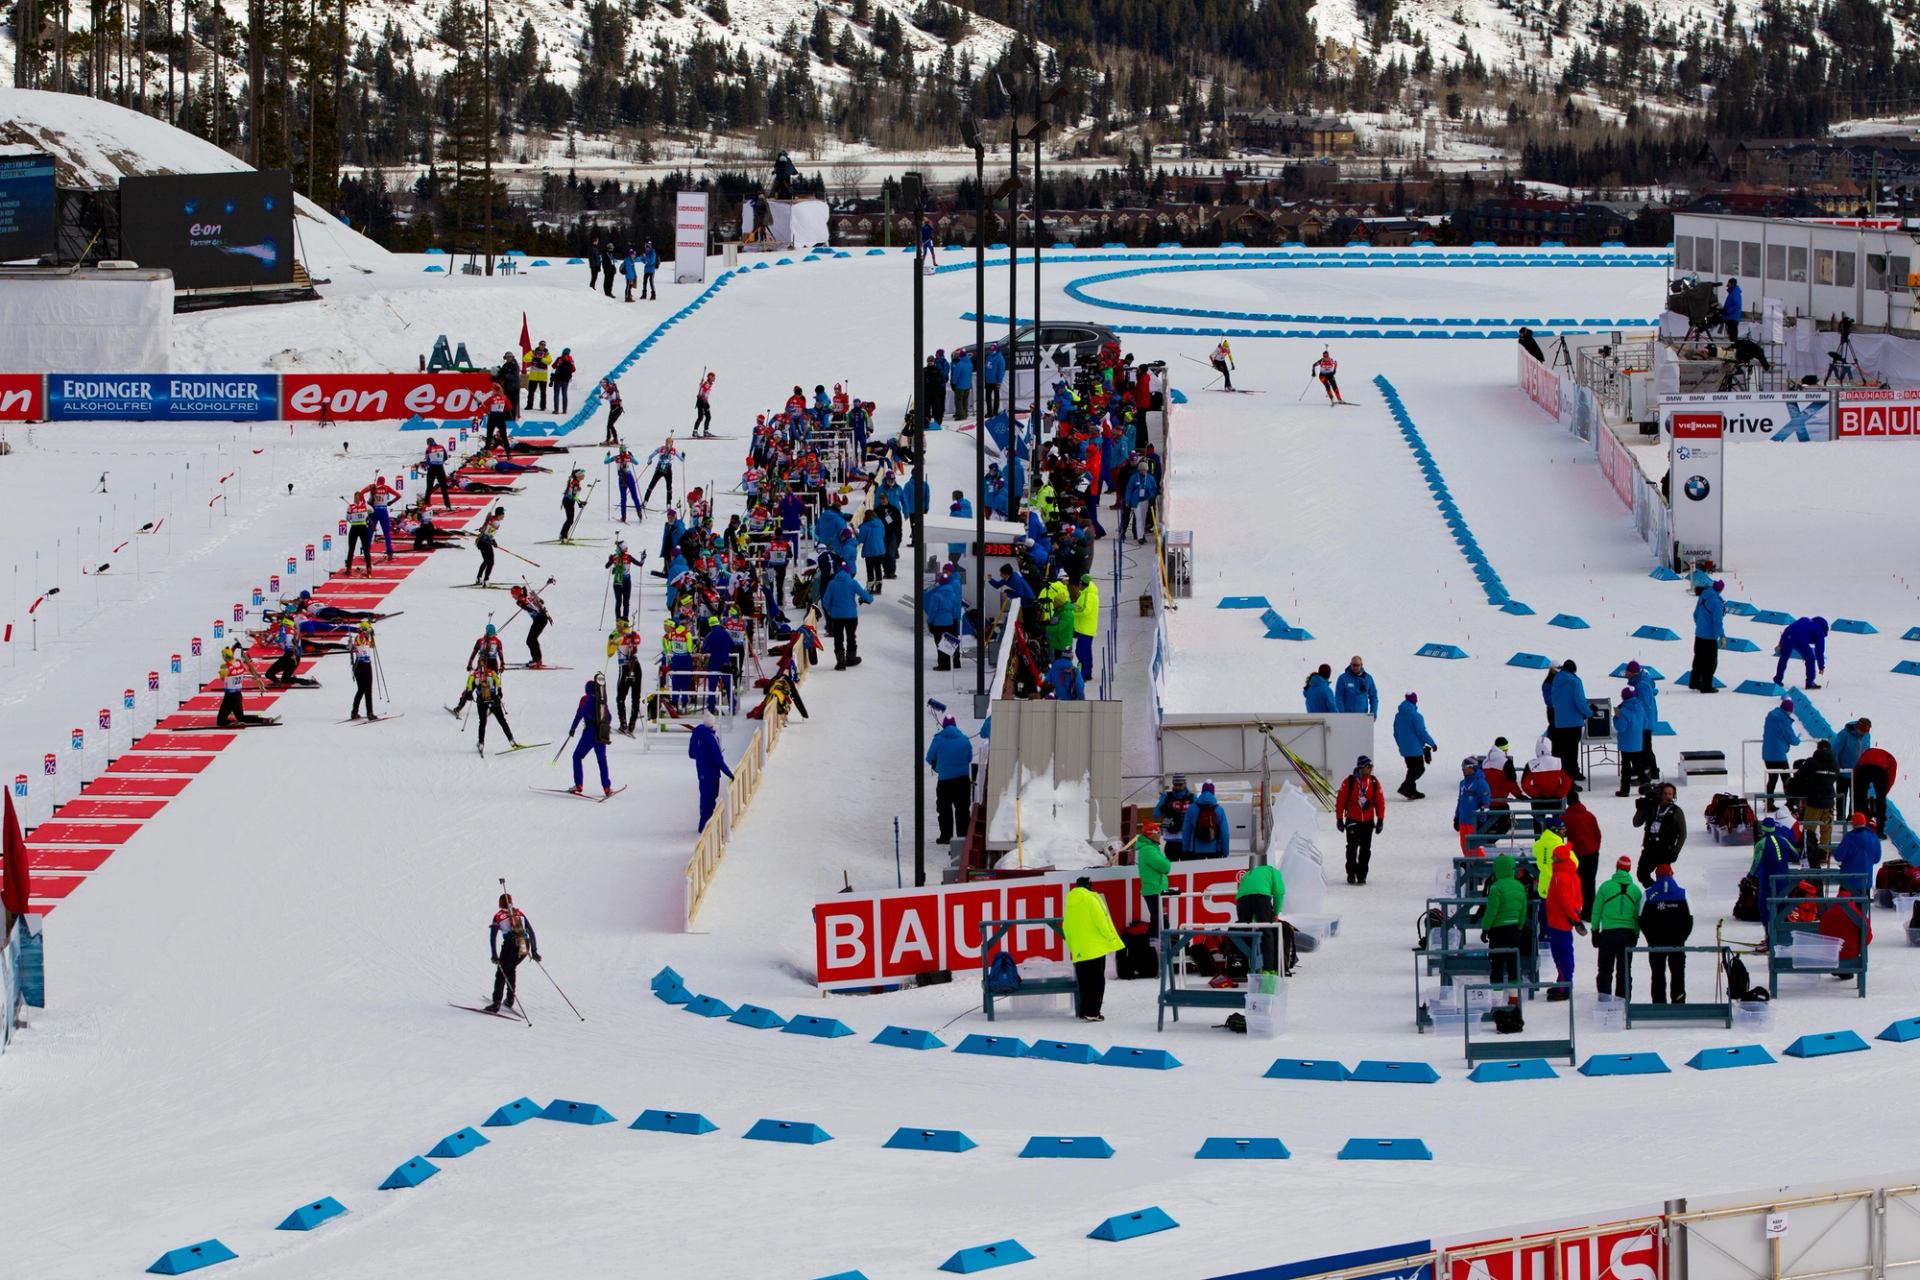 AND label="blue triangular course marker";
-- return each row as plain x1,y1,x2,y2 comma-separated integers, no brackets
1736,679,1786,696
1216,597,1270,612
1469,1059,1558,1082
1652,721,1676,736
816,1272,871,1279
885,1126,978,1153
1019,1135,1114,1158
1548,614,1590,629
1724,599,1757,616
1028,1039,1100,1064
1831,618,1877,634
1722,637,1761,652
483,1097,539,1126
1879,1017,1920,1042
540,1099,616,1125
147,1239,238,1274
276,1197,348,1231
1349,1059,1441,1084
1338,1138,1432,1161
1089,1206,1179,1242
1752,609,1794,625
682,994,734,1018
378,1157,439,1190
631,1109,718,1135
1500,601,1536,616
1784,1030,1869,1058
955,1033,1028,1058
427,1127,489,1158
1266,624,1315,641
1258,608,1288,631
1579,1052,1670,1076
729,1003,786,1029
1196,1136,1291,1159
1903,628,1920,642
1098,1045,1181,1070
745,1118,832,1144
782,1015,854,1039
1508,652,1552,669
939,1239,1035,1273
1894,661,1920,678
1631,625,1680,641
1649,566,1682,581
874,1025,943,1049
1687,1044,1776,1070
1416,643,1468,659
654,984,692,1005
1264,1057,1350,1081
